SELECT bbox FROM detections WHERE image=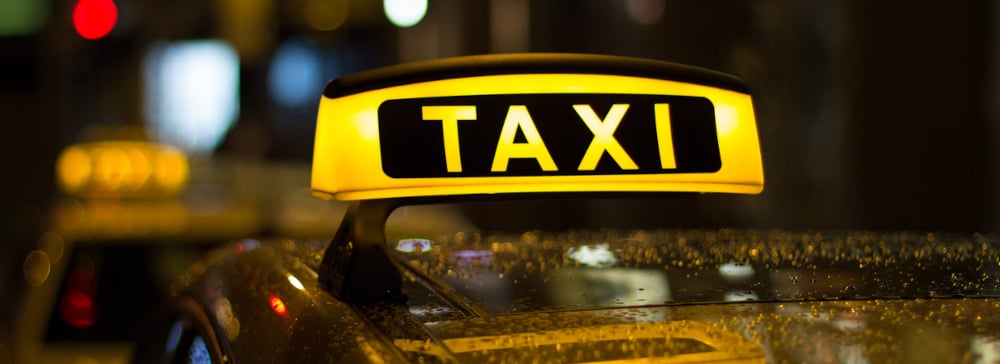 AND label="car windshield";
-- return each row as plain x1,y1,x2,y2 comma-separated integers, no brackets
385,197,1000,315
